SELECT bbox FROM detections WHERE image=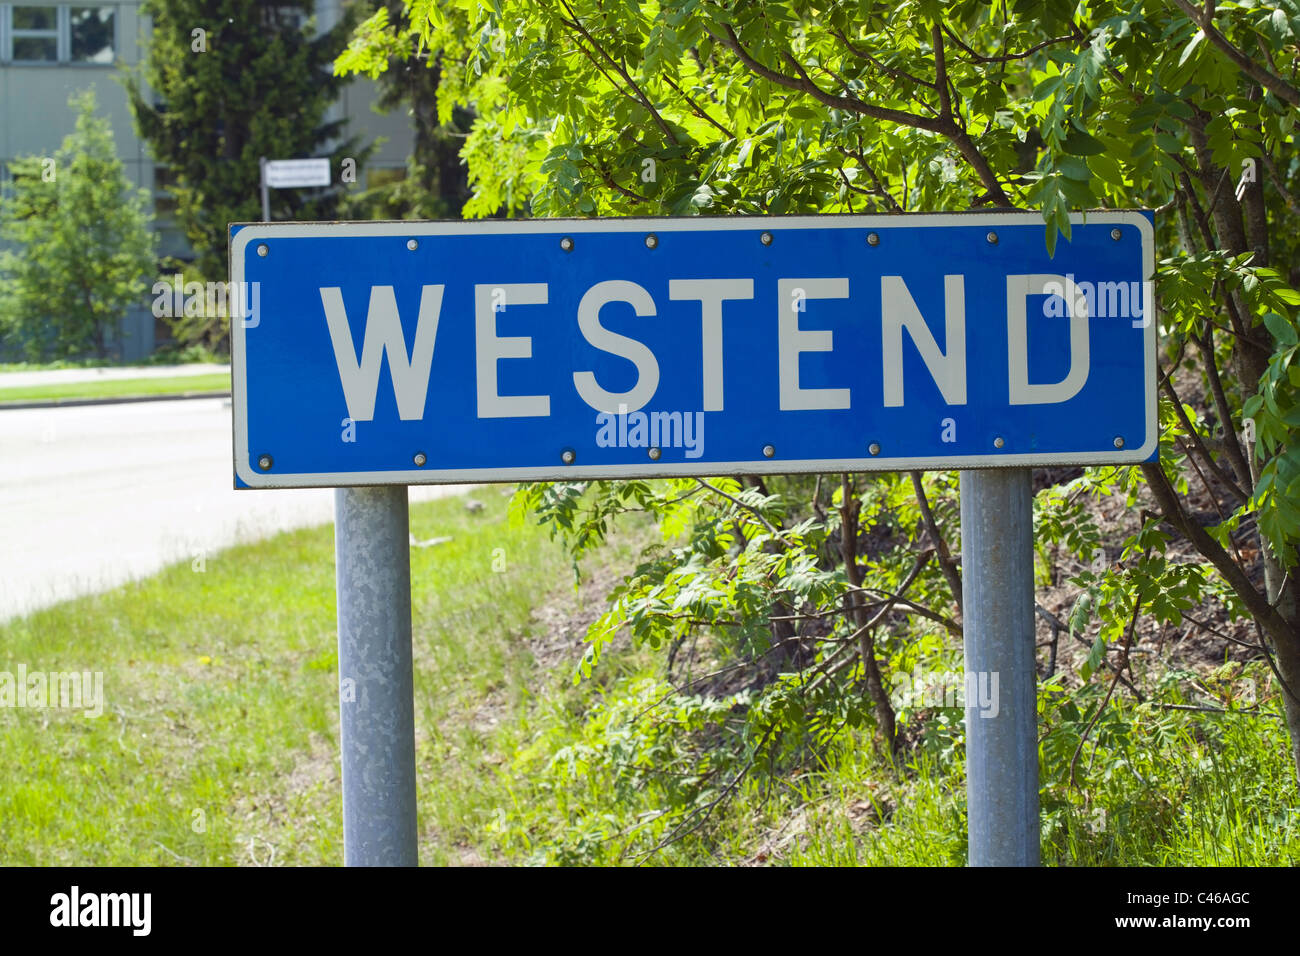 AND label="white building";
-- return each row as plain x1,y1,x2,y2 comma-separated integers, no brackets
0,1,414,359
